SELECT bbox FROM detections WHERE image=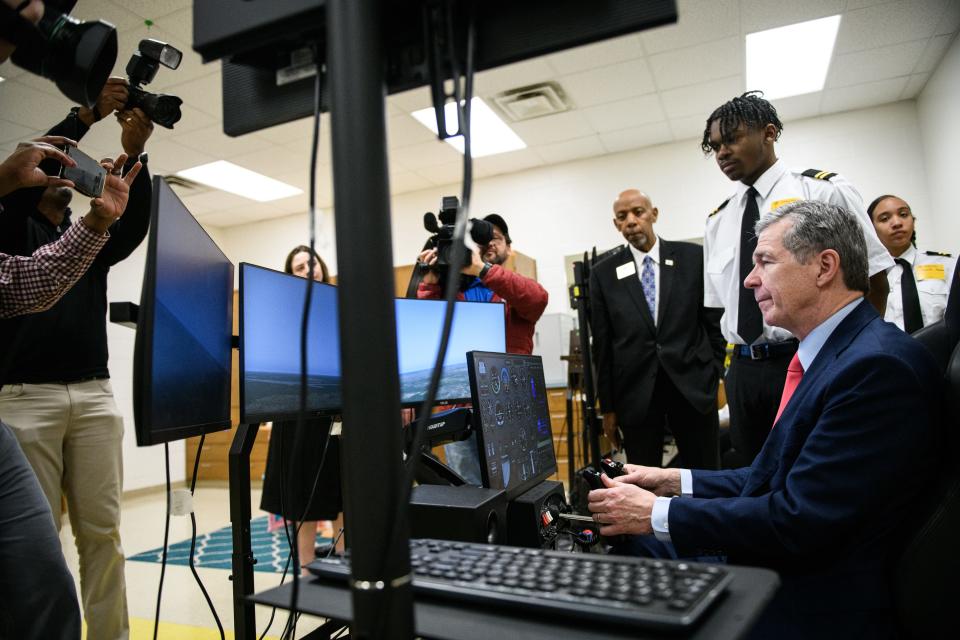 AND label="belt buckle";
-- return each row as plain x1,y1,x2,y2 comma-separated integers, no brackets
749,344,766,360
